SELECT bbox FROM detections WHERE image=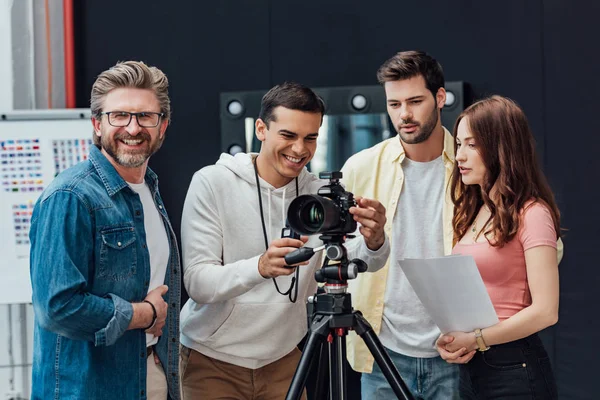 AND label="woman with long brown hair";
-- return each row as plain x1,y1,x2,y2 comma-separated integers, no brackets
435,95,560,399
